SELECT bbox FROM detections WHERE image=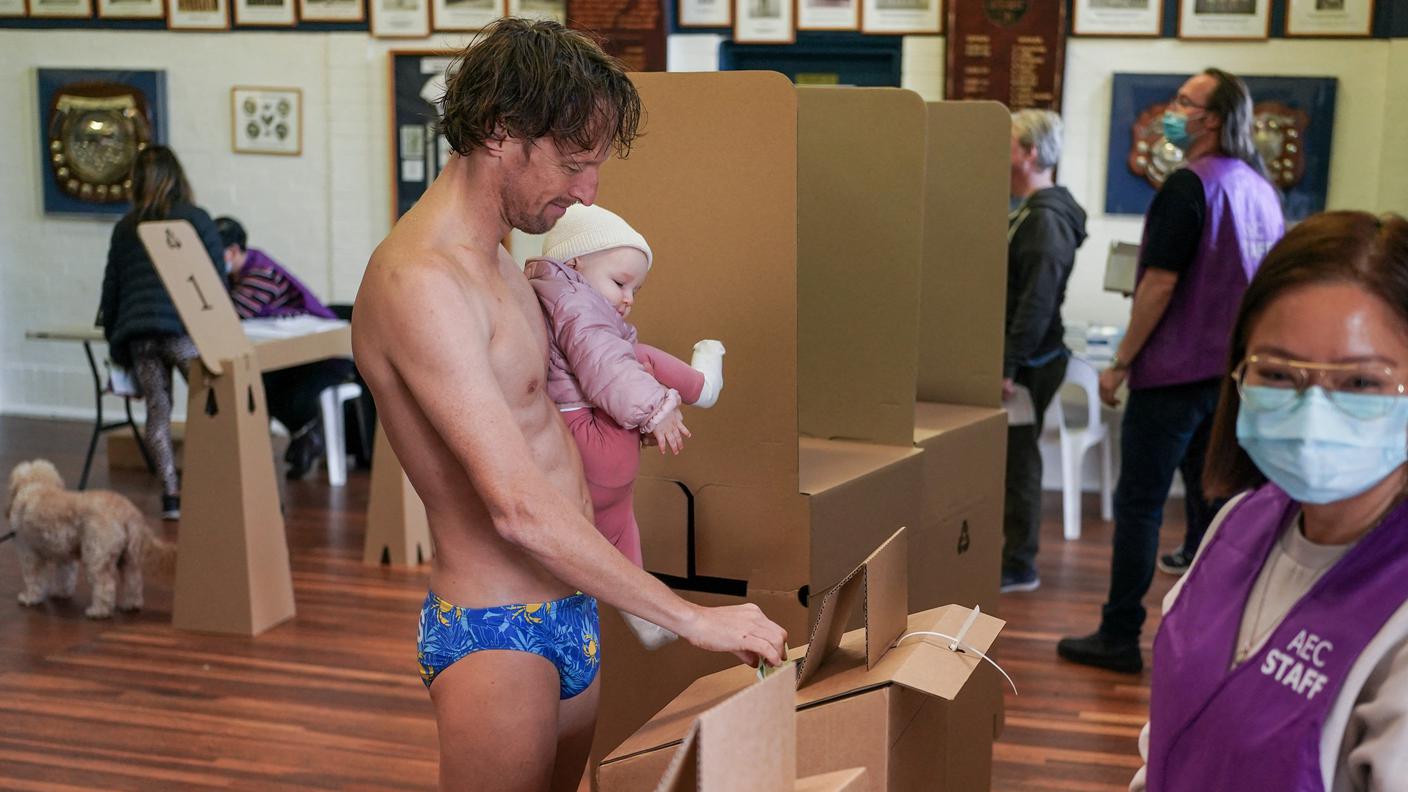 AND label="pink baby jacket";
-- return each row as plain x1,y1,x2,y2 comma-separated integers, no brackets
525,258,680,433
